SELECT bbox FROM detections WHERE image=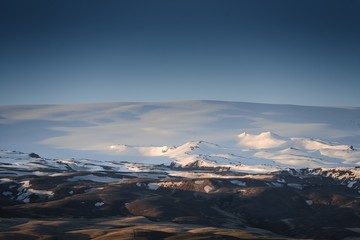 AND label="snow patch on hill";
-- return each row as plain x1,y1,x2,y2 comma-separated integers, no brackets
15,180,54,203
238,132,287,149
236,132,358,168
290,138,351,151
